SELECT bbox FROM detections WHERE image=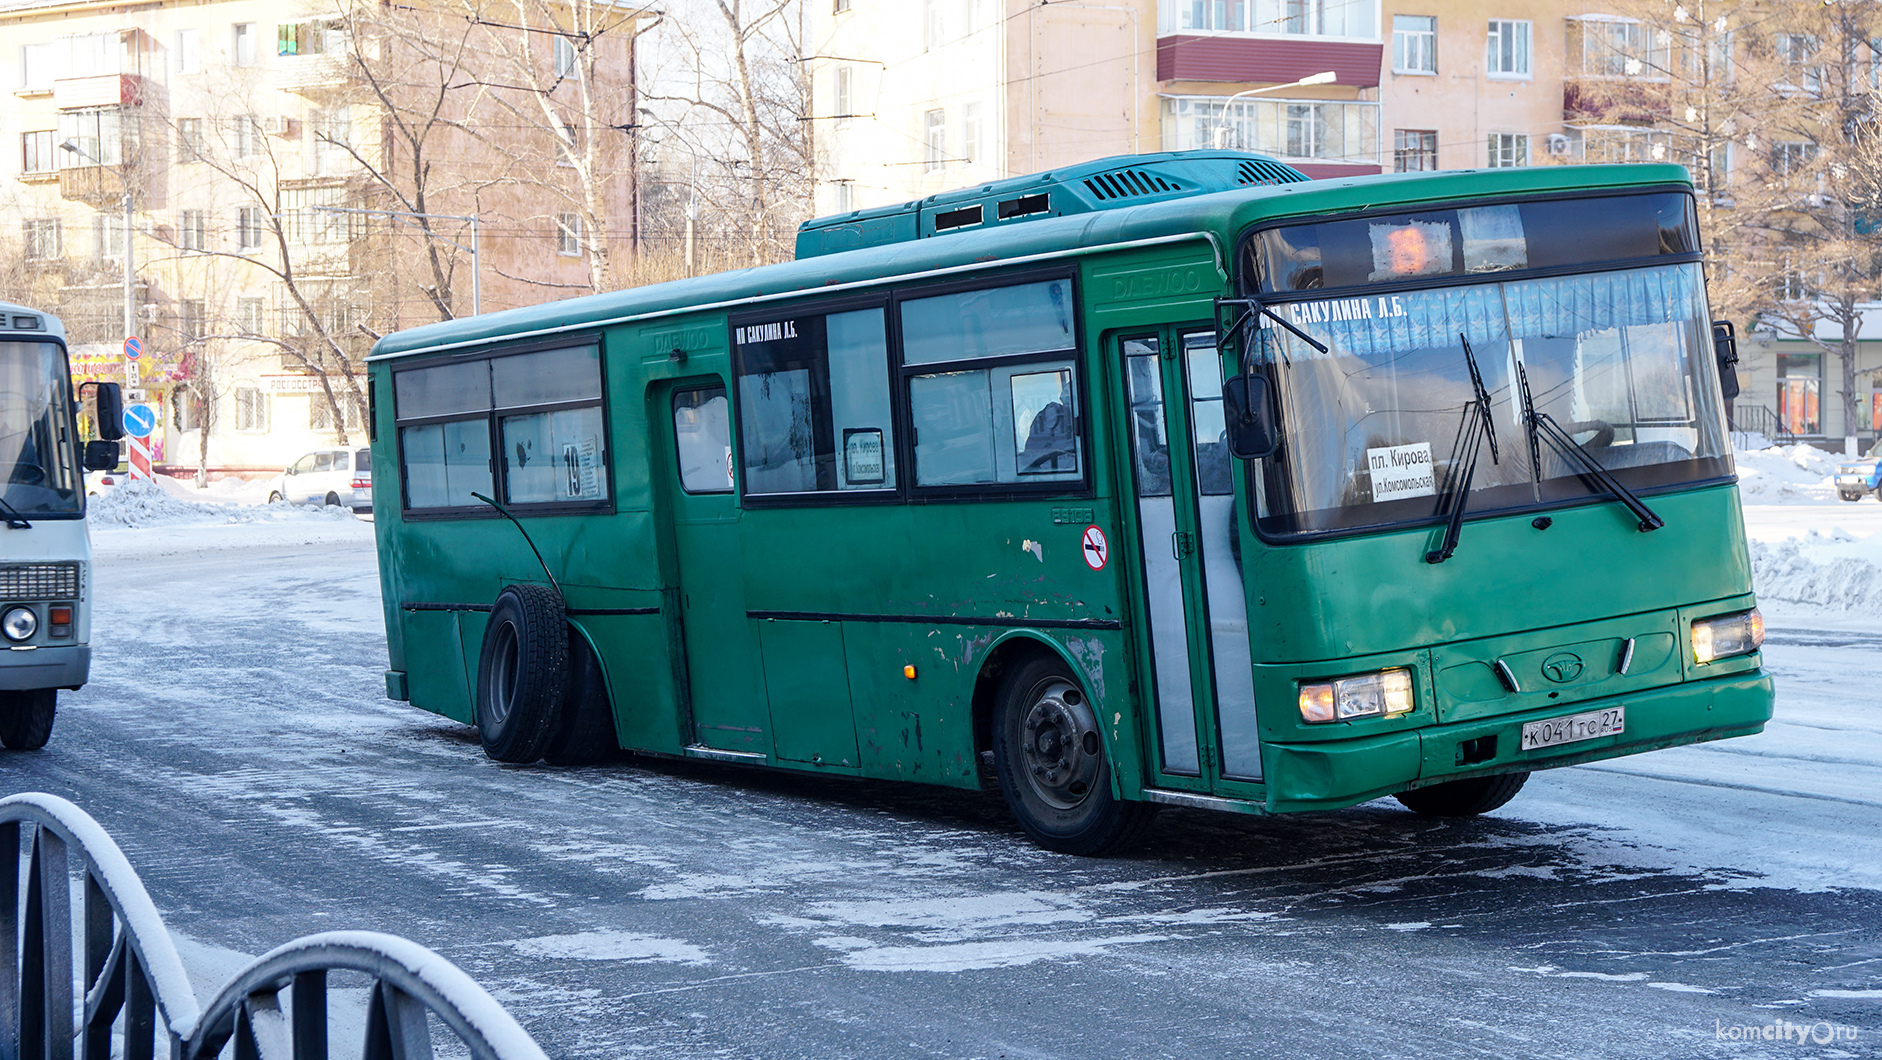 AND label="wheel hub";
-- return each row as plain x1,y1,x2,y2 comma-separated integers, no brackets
1019,679,1102,810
